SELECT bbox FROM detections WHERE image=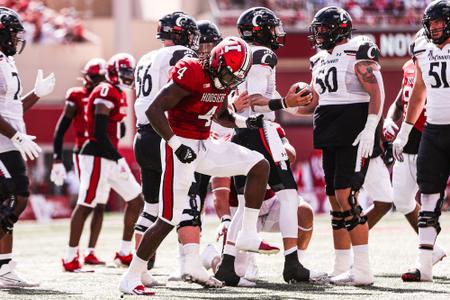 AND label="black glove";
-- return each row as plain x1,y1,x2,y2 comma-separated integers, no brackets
174,144,197,164
246,114,265,129
383,141,394,166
